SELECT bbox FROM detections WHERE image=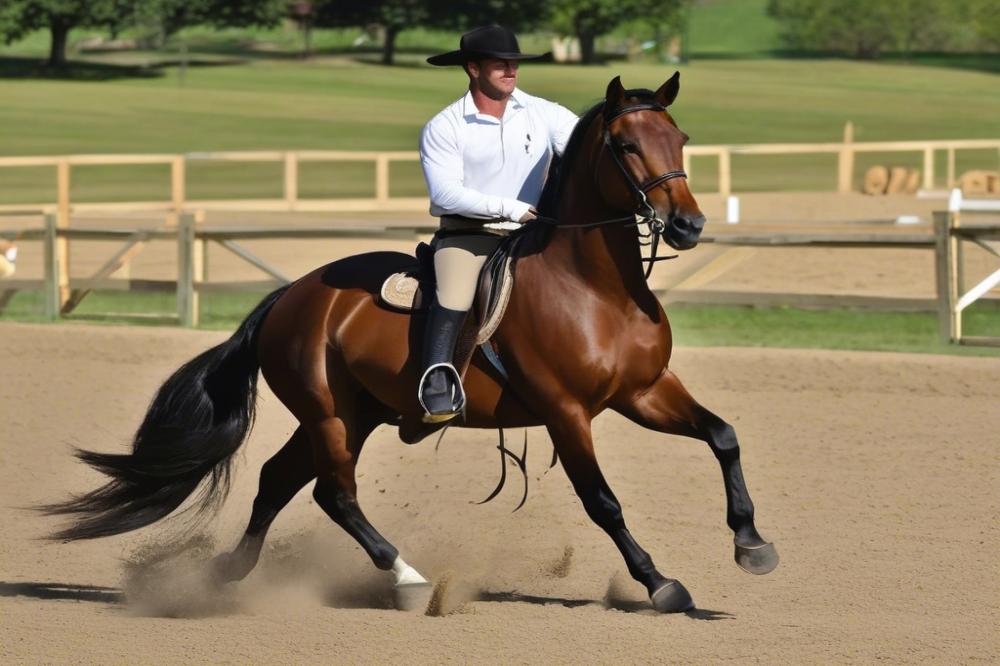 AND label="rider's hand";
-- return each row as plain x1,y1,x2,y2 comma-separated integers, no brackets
518,207,538,223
